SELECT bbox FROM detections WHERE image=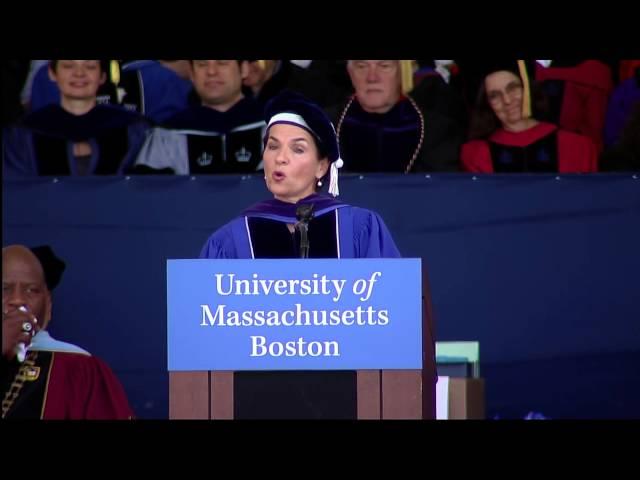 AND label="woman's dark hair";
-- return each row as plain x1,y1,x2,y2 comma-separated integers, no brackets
311,134,330,162
312,135,331,188
467,79,550,140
